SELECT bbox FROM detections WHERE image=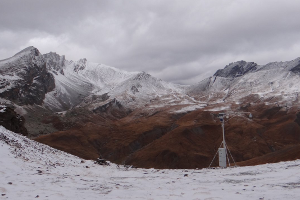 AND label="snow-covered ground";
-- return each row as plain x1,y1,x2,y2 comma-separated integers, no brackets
1,126,300,200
